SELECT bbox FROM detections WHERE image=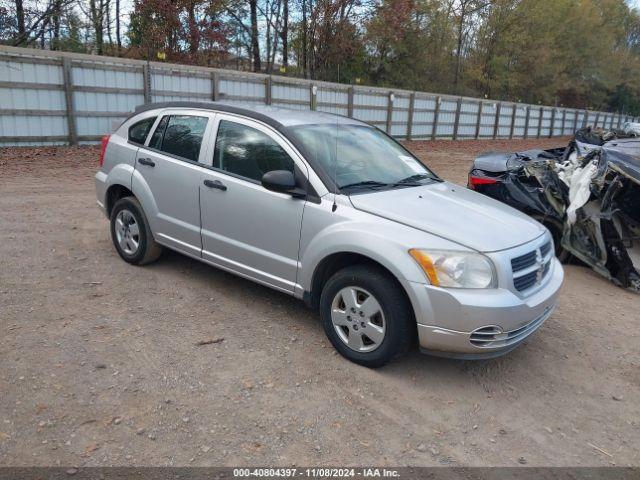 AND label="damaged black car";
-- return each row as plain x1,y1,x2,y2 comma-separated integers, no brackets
468,128,640,292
